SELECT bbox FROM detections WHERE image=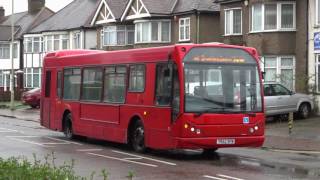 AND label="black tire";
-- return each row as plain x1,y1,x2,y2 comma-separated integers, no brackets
298,103,310,119
202,148,218,155
30,105,37,109
63,113,74,139
130,120,146,153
